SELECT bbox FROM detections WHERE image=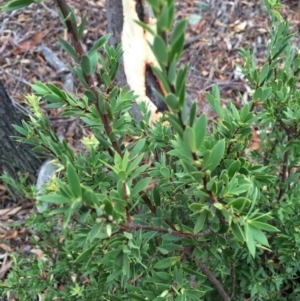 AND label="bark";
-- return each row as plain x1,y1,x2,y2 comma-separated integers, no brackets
106,0,191,122
0,80,42,189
